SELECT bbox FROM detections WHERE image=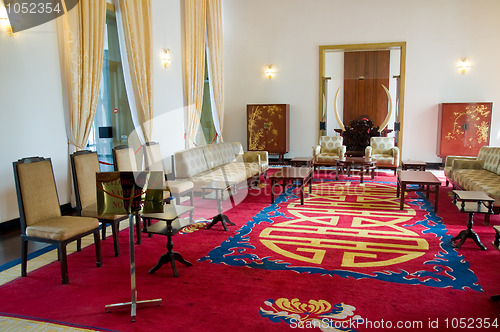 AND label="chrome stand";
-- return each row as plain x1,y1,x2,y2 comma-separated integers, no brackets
105,213,162,321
